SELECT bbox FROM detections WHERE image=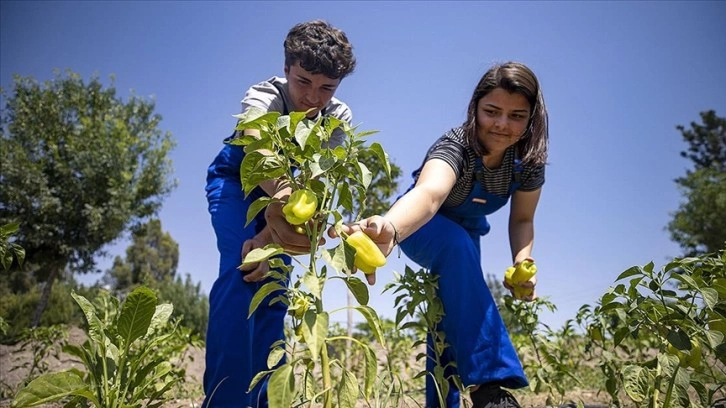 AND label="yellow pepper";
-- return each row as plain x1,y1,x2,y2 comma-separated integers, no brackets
282,189,318,225
504,260,537,299
687,340,702,369
667,343,688,367
667,339,702,369
288,292,311,320
346,231,386,275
